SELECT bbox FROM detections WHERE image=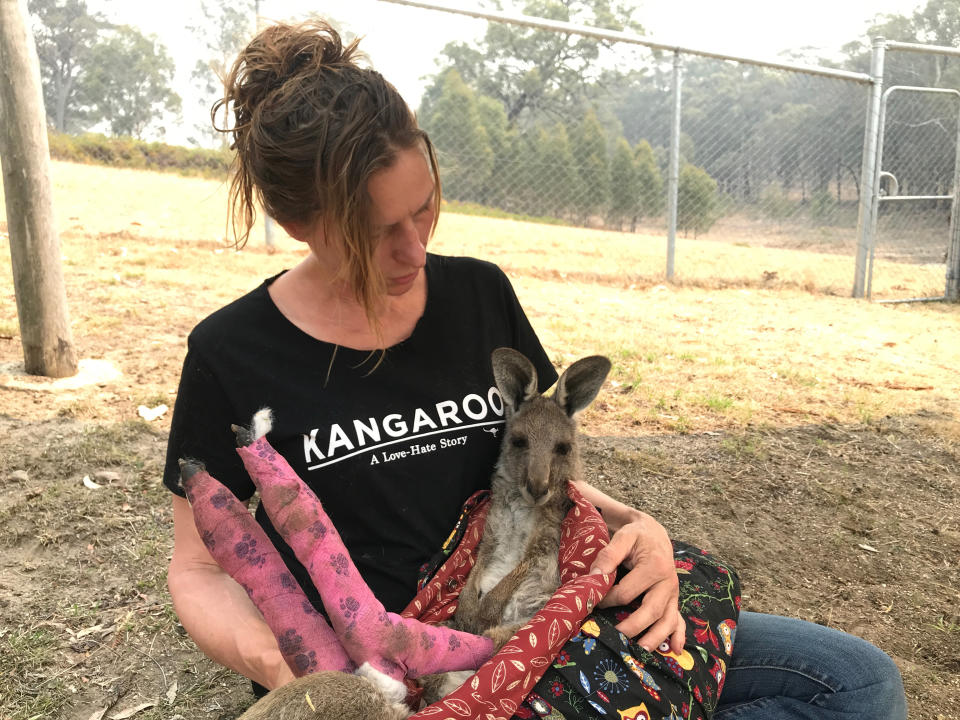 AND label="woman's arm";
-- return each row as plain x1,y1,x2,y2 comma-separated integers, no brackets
167,495,296,690
574,481,686,654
